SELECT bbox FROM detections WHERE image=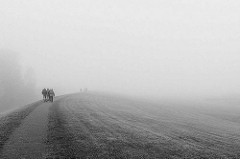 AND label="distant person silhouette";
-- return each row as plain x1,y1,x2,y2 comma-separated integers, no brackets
46,88,50,101
49,89,55,102
42,88,47,102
